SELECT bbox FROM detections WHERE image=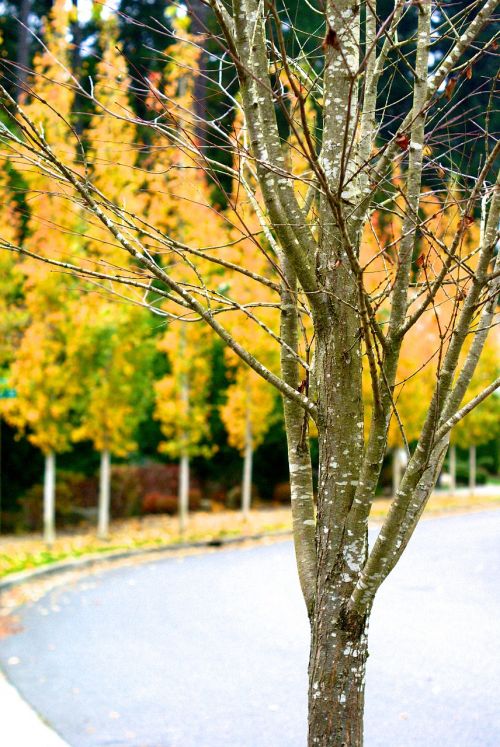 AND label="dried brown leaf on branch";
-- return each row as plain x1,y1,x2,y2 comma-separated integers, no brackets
322,27,341,52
